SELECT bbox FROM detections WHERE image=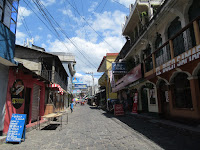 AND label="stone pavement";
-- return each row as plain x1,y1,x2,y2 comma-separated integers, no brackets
1,104,200,150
